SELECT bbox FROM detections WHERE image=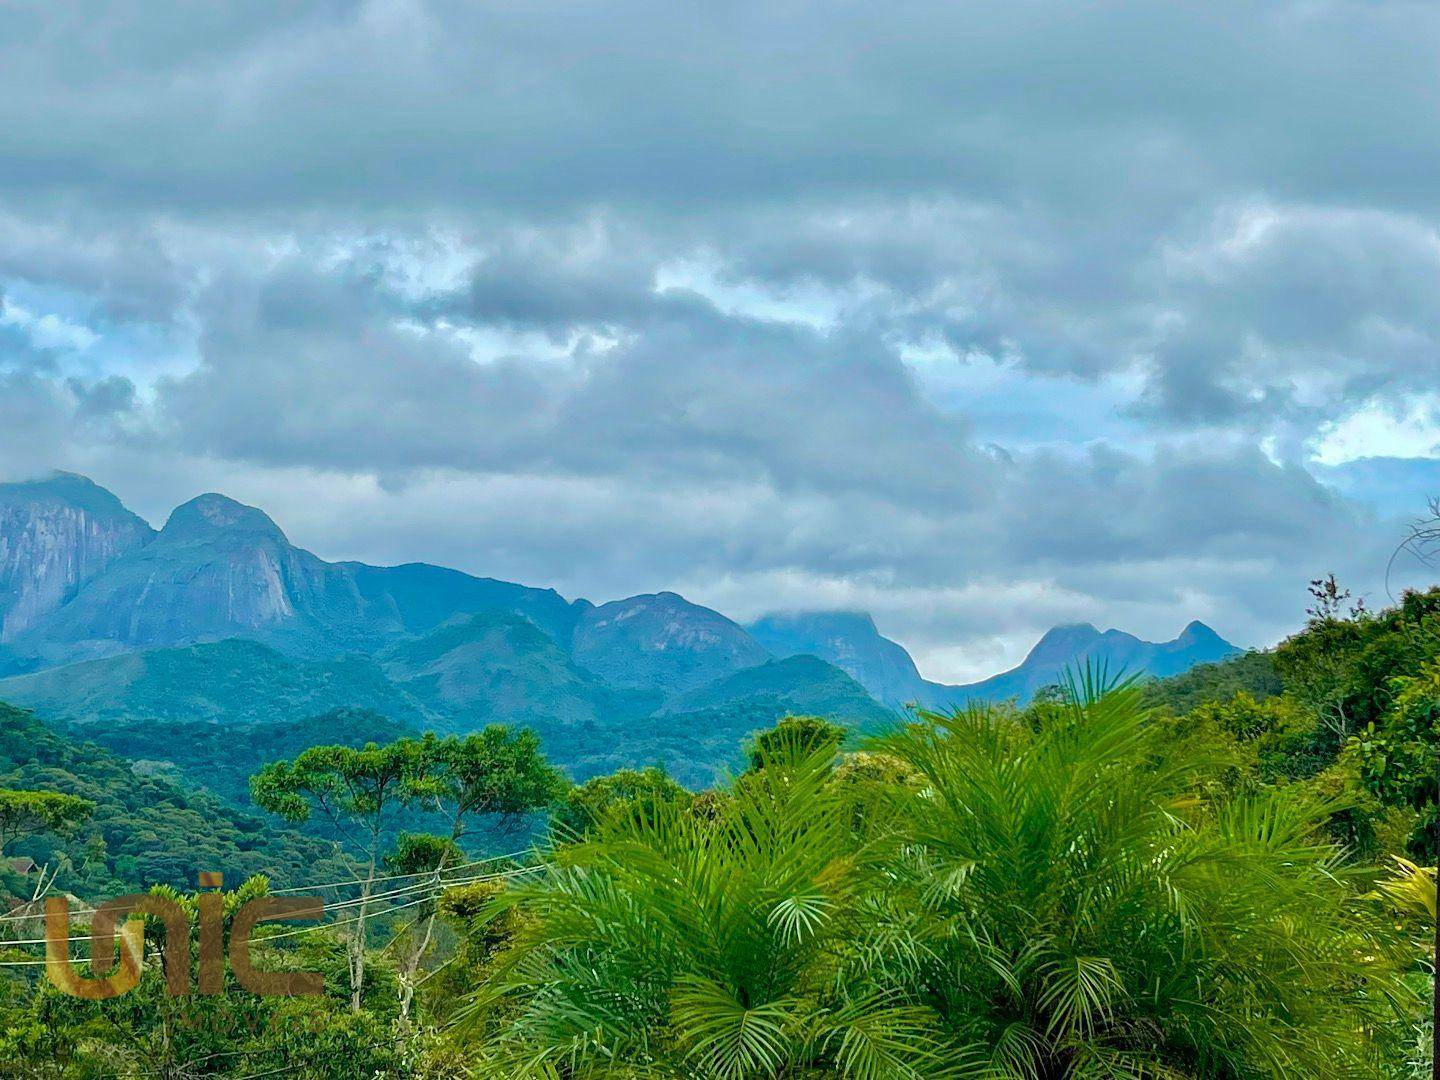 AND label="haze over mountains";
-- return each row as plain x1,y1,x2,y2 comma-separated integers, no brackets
748,610,1238,709
0,473,1238,782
